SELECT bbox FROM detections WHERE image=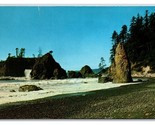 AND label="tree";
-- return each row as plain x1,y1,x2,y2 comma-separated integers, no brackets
32,54,35,58
15,48,19,57
110,30,119,63
144,10,149,28
38,48,42,57
19,48,25,58
8,53,11,58
49,50,53,54
99,57,106,70
120,25,128,43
